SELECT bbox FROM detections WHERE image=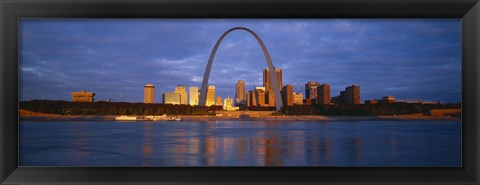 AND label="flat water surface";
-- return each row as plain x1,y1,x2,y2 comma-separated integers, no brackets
19,120,461,166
